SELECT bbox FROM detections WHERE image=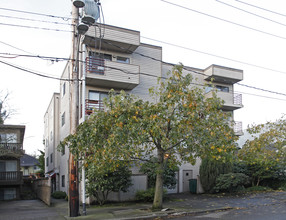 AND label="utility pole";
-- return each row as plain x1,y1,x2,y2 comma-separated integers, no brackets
69,2,80,217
